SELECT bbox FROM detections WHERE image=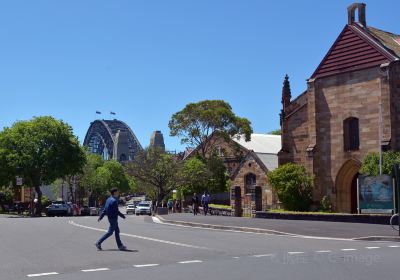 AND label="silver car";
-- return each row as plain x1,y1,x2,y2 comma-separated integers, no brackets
126,204,136,215
135,202,152,216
